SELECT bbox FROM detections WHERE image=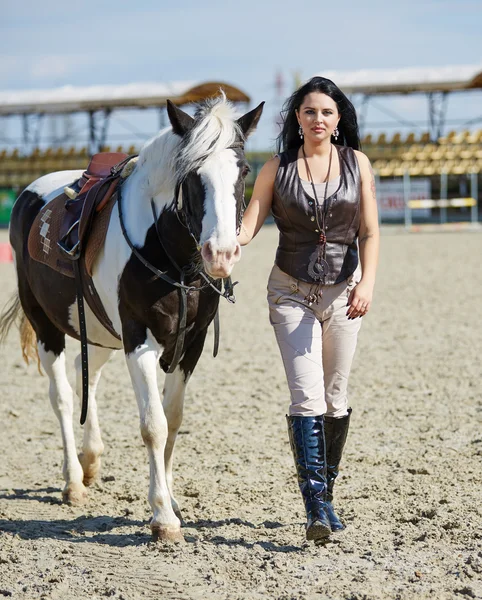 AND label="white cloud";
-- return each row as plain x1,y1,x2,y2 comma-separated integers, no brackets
29,55,99,80
0,54,105,88
30,55,80,80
